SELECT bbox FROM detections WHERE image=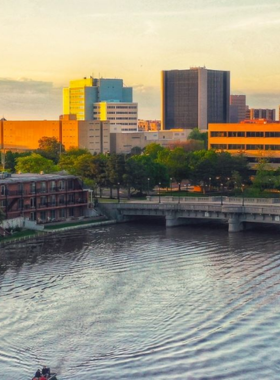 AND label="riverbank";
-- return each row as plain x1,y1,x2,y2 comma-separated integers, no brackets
0,216,117,248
